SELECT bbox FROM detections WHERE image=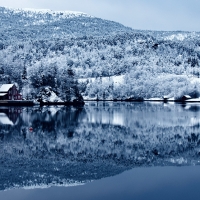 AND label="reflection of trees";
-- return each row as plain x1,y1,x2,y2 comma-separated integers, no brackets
1,104,200,163
26,106,86,139
1,103,200,190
